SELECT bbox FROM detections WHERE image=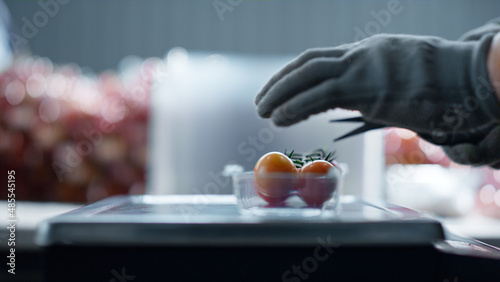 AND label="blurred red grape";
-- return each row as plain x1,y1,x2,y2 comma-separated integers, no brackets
0,56,152,203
